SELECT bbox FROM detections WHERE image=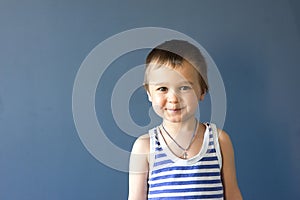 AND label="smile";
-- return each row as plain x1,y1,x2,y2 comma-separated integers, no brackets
165,107,184,112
